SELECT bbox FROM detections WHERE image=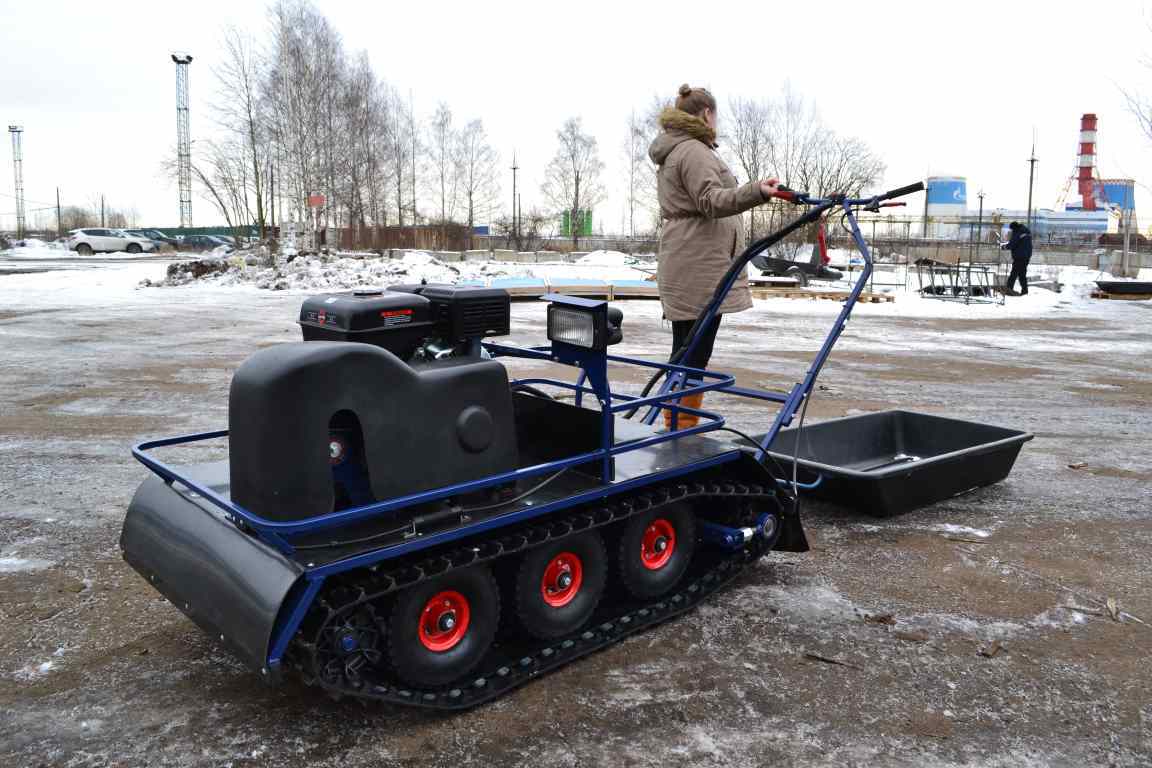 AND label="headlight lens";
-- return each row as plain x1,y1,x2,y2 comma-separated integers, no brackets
548,306,596,349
